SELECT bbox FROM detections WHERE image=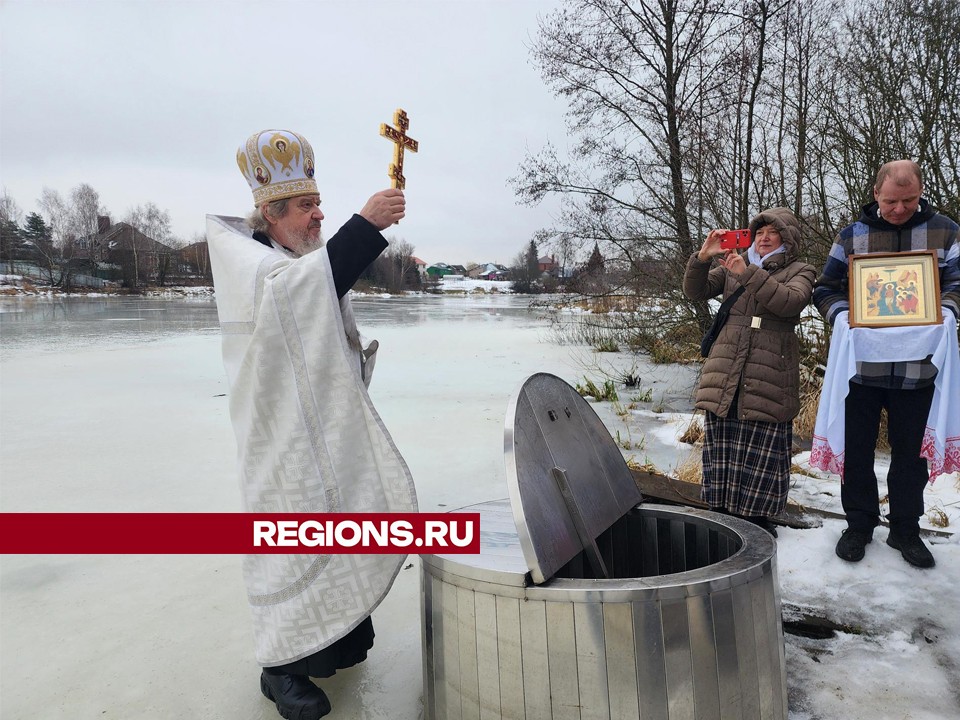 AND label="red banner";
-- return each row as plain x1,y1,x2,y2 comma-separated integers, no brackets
0,513,480,554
